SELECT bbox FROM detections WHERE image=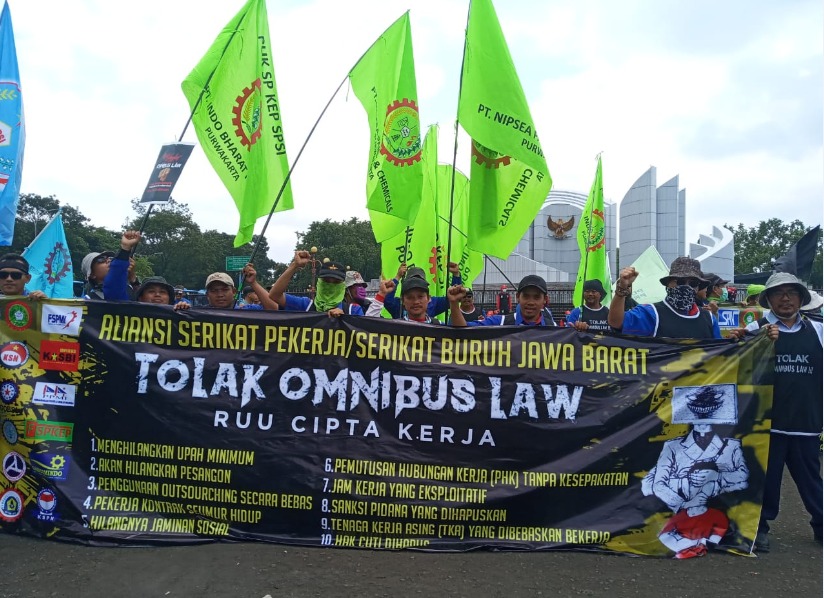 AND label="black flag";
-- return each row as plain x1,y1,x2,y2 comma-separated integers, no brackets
773,225,821,283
